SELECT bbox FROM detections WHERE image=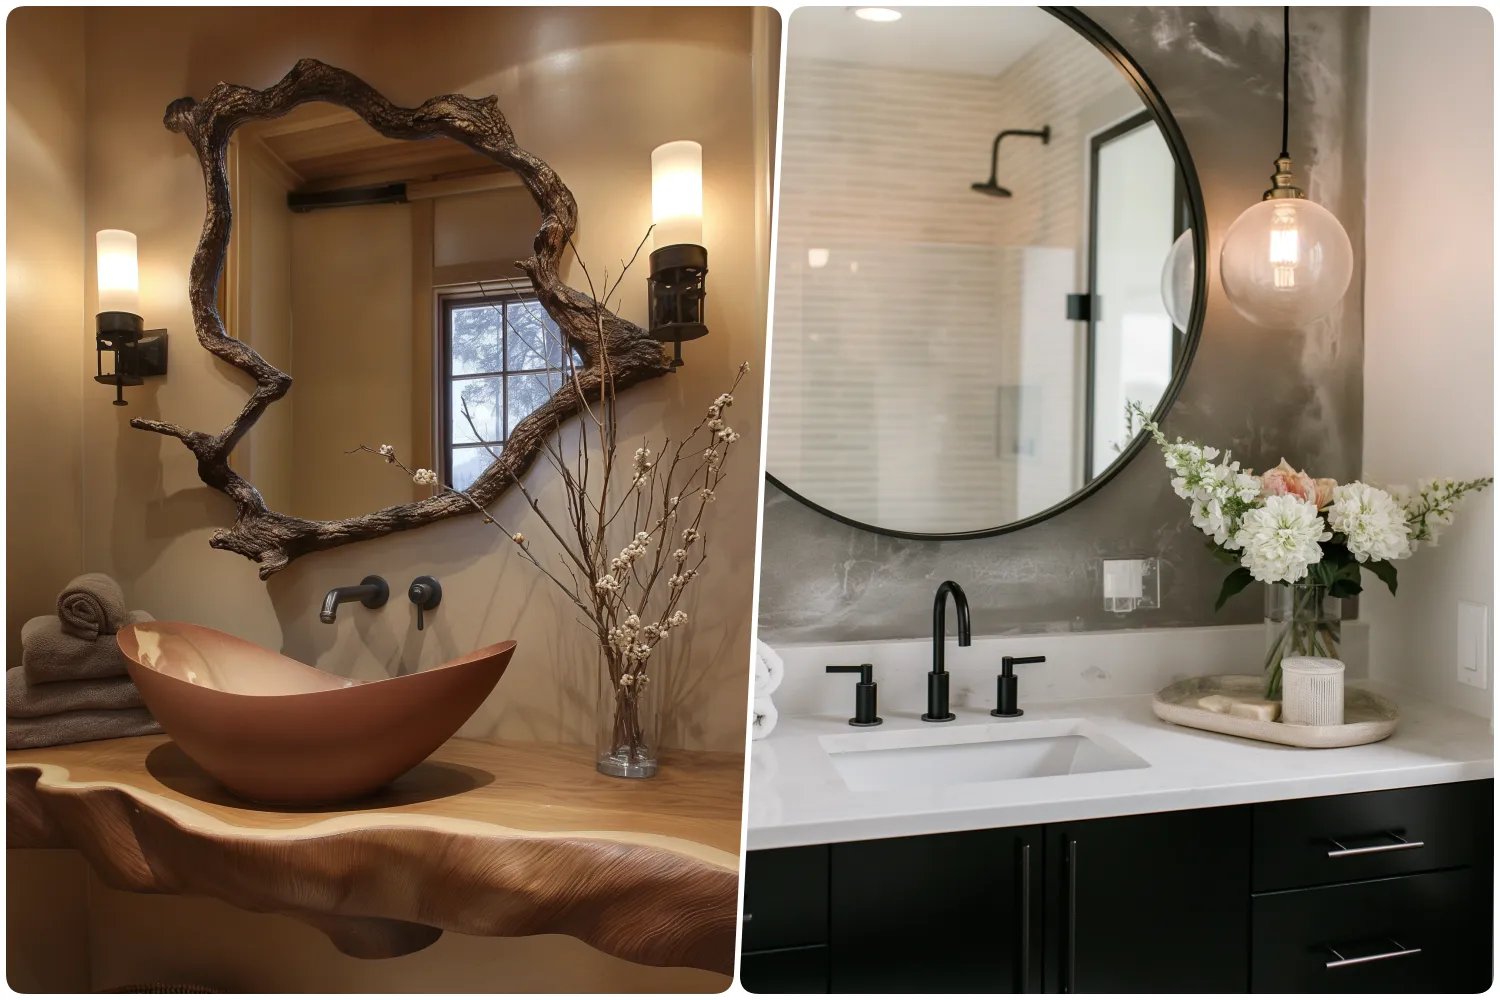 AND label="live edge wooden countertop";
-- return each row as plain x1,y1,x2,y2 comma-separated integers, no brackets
7,736,744,973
